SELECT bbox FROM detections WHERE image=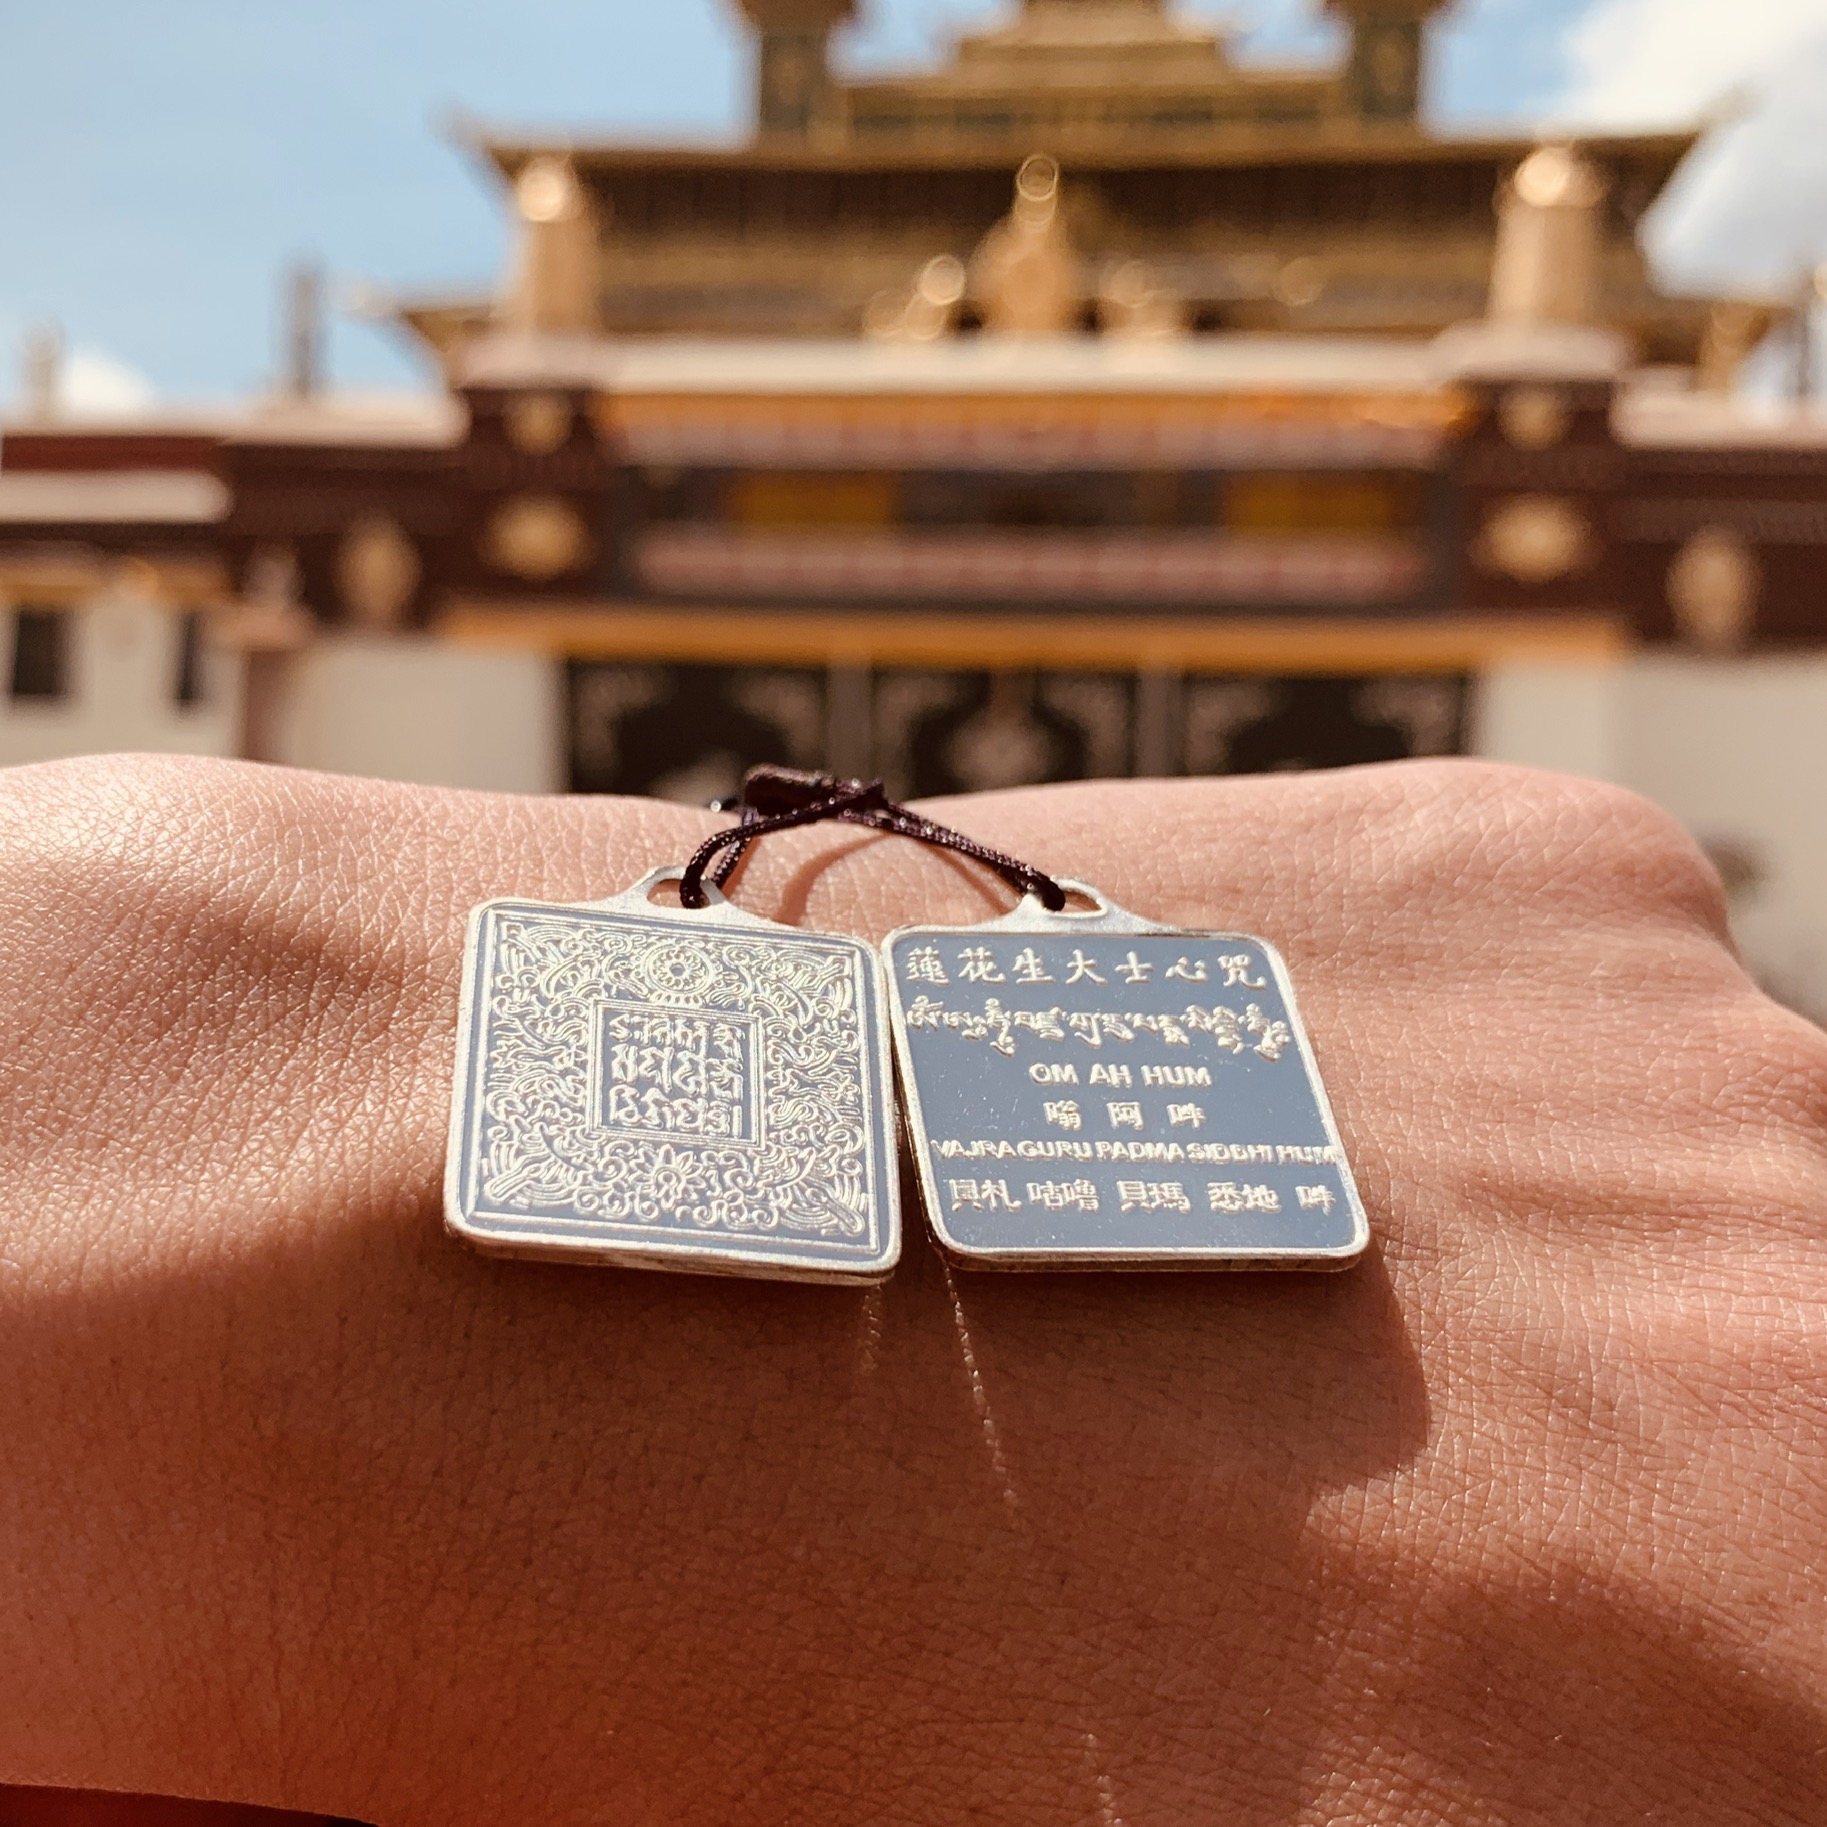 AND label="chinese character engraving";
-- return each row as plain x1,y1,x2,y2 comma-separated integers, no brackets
888,917,1360,1266
1208,1181,1281,1214
948,1177,1023,1212
957,946,1005,984
903,945,949,986
1117,1180,1192,1213
1027,1179,1100,1212
1011,947,1054,984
